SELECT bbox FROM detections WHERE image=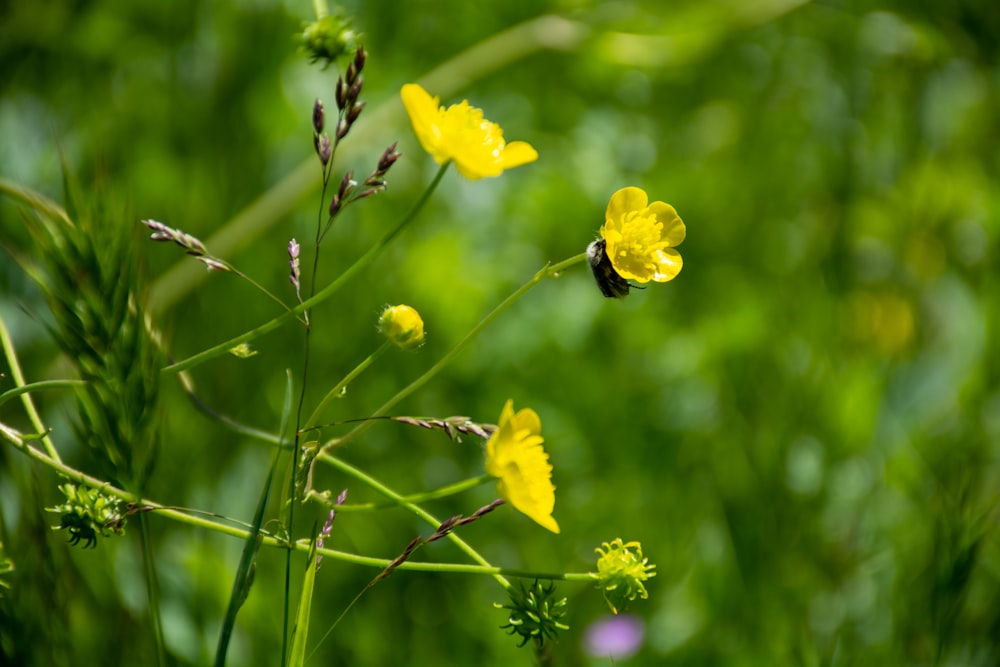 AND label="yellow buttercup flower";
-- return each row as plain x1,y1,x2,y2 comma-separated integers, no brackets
400,83,538,180
601,186,685,284
484,400,559,533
